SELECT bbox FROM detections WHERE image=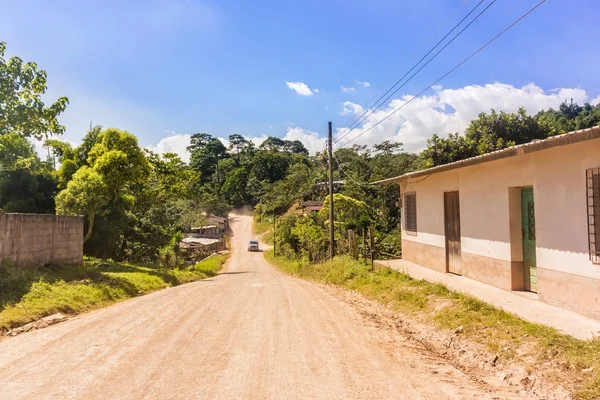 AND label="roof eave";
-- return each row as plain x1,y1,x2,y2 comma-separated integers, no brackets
371,125,600,185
